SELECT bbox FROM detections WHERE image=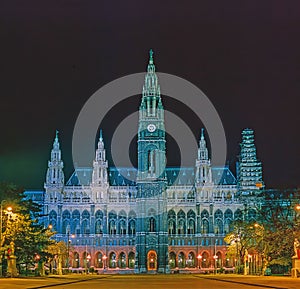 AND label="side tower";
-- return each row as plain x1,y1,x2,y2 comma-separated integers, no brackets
195,128,212,185
44,131,64,230
91,130,109,202
45,130,64,189
135,50,169,273
195,128,214,205
237,128,264,195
